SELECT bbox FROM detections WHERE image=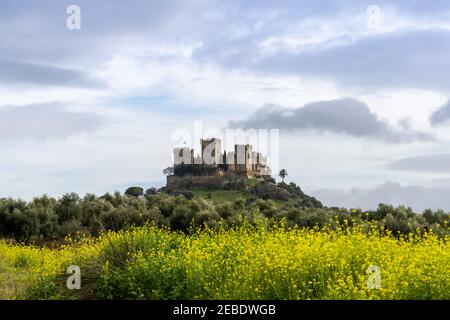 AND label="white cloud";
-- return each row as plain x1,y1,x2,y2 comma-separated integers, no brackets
95,45,341,111
1,0,450,211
